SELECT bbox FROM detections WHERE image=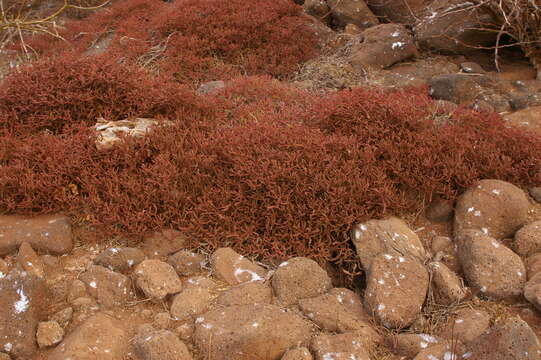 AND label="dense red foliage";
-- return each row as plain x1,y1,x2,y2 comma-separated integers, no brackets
1,55,541,269
0,54,208,136
27,0,318,84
